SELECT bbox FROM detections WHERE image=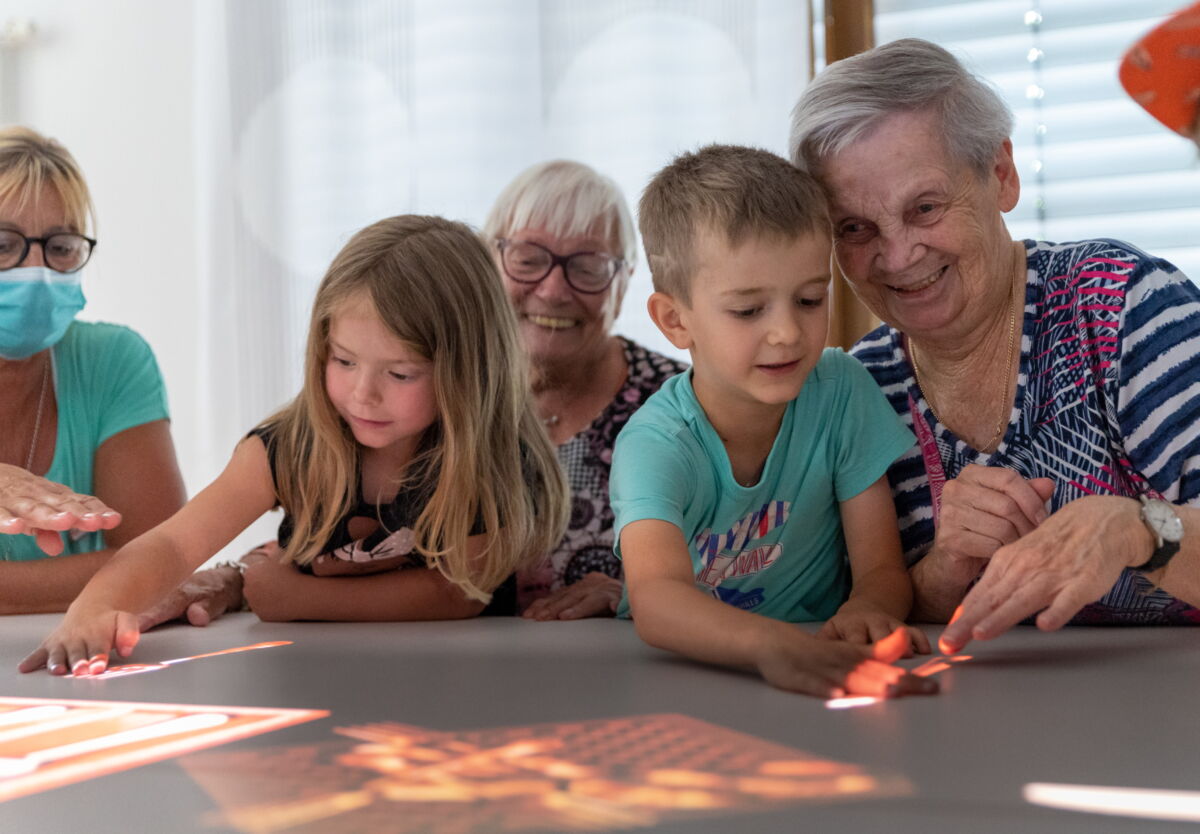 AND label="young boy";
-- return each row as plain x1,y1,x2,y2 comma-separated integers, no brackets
612,145,935,699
